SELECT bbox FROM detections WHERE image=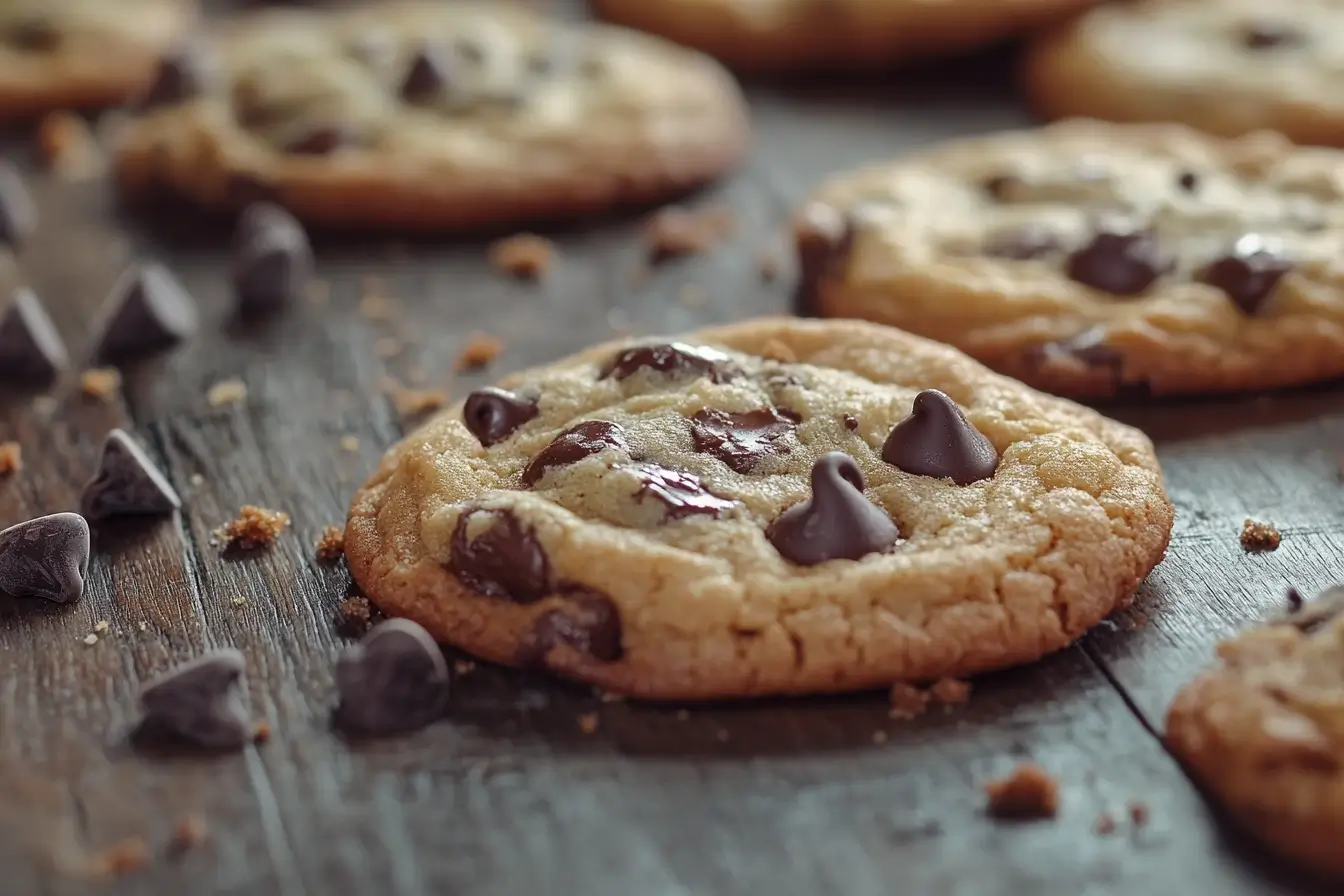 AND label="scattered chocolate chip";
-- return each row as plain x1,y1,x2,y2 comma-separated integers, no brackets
137,650,251,751
793,205,854,312
283,127,350,156
80,429,181,521
0,287,66,382
983,223,1058,260
1035,326,1123,369
690,408,795,474
1199,235,1291,315
232,202,314,313
1242,20,1306,49
0,161,36,247
0,512,89,604
4,16,59,52
138,45,209,111
632,463,737,520
334,619,450,736
882,390,999,485
767,453,899,566
400,45,456,102
94,263,199,360
522,420,628,486
601,342,736,383
450,508,550,603
462,387,538,446
1066,225,1172,295
1269,586,1344,634
843,414,859,430
1176,170,1200,192
518,591,624,666
1286,586,1305,612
